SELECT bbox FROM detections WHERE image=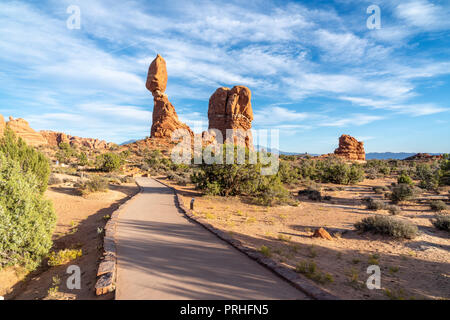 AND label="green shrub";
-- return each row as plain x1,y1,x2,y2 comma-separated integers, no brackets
295,260,334,284
430,200,447,212
355,216,418,239
440,154,450,186
96,153,124,172
397,174,413,185
56,142,76,164
415,163,439,191
278,160,300,184
431,215,450,232
77,152,89,166
390,184,417,203
0,154,56,269
76,176,109,196
0,129,50,193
